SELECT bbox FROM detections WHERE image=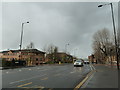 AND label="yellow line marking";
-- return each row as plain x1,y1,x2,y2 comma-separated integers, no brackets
21,87,30,88
19,85,44,89
74,70,95,90
30,85,45,88
41,77,48,80
35,86,44,88
17,82,32,87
